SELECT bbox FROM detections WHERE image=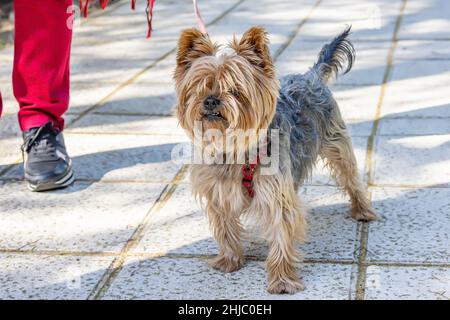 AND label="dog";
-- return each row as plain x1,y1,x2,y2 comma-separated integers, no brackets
174,26,377,294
